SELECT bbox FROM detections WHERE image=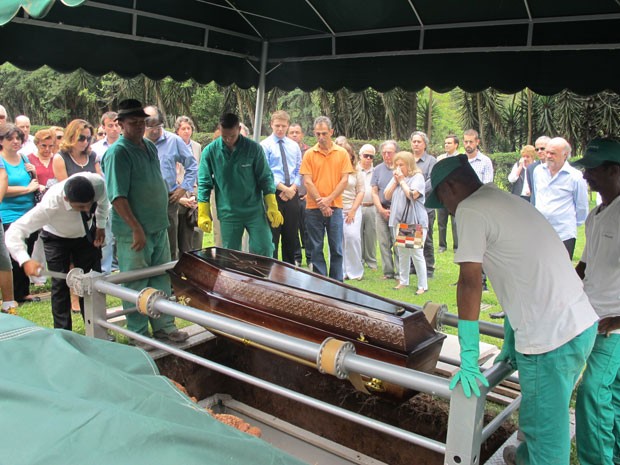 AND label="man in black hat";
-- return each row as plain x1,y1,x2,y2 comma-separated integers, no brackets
426,154,598,465
101,99,188,348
